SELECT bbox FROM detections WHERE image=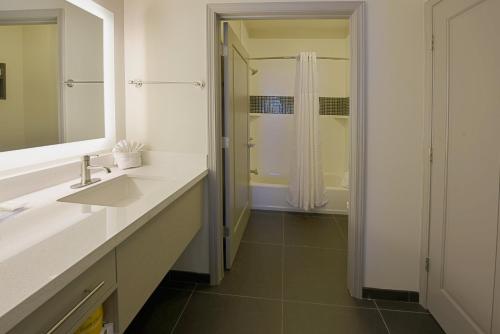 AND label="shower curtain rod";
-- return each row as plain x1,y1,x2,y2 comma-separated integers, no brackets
248,56,349,61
